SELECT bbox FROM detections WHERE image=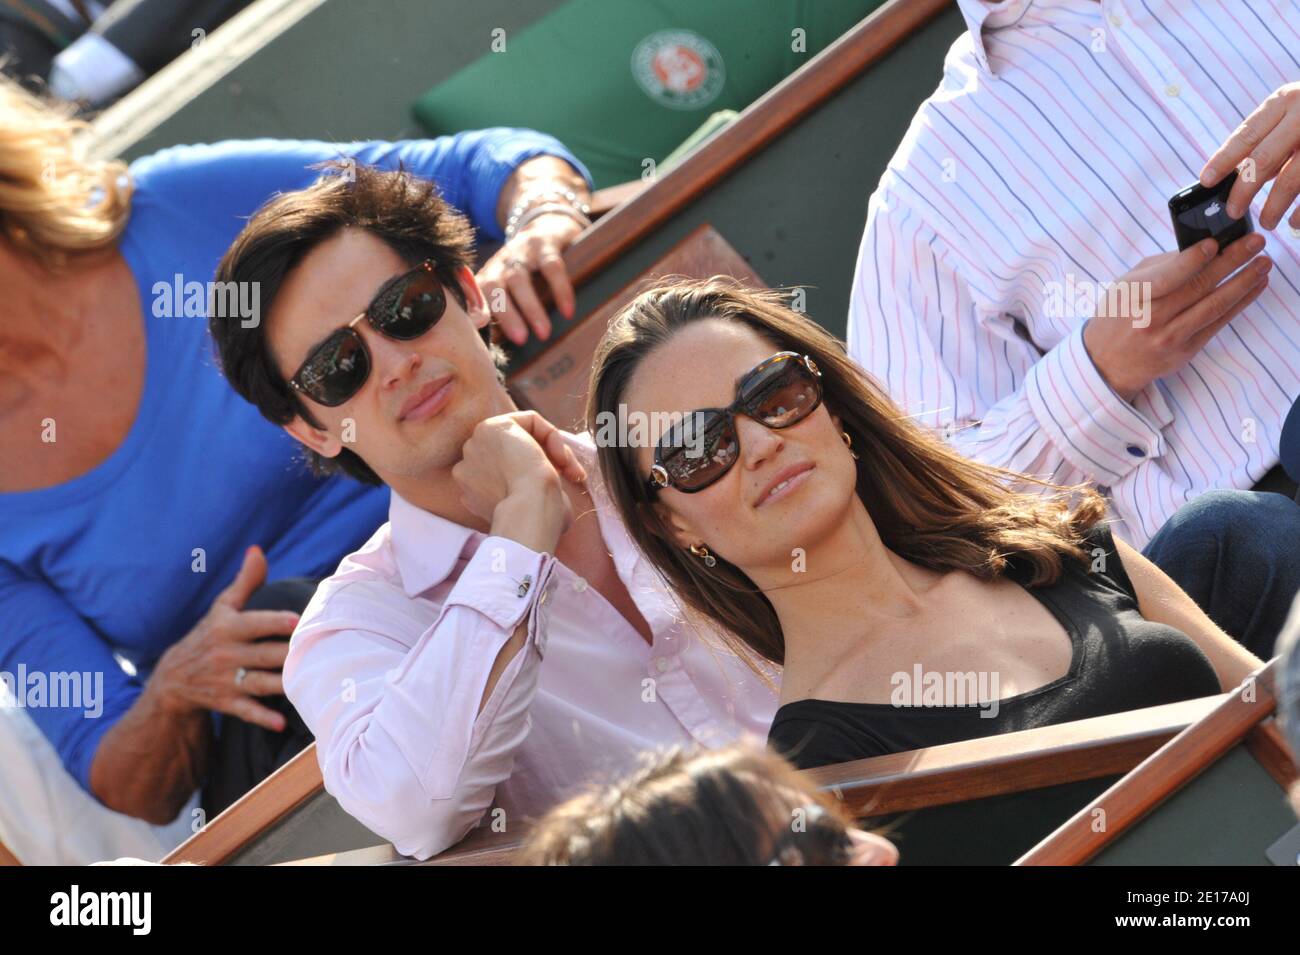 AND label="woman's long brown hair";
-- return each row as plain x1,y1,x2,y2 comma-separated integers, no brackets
585,277,1107,667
